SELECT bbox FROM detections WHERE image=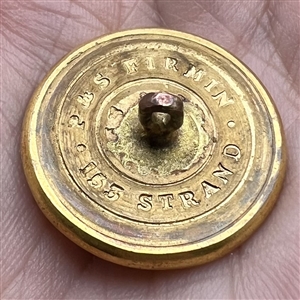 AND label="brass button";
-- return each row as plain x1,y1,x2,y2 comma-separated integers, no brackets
21,28,286,269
